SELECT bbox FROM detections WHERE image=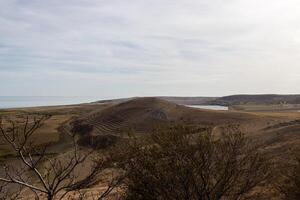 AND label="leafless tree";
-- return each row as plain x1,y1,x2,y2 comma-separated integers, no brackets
0,115,122,200
119,125,272,200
